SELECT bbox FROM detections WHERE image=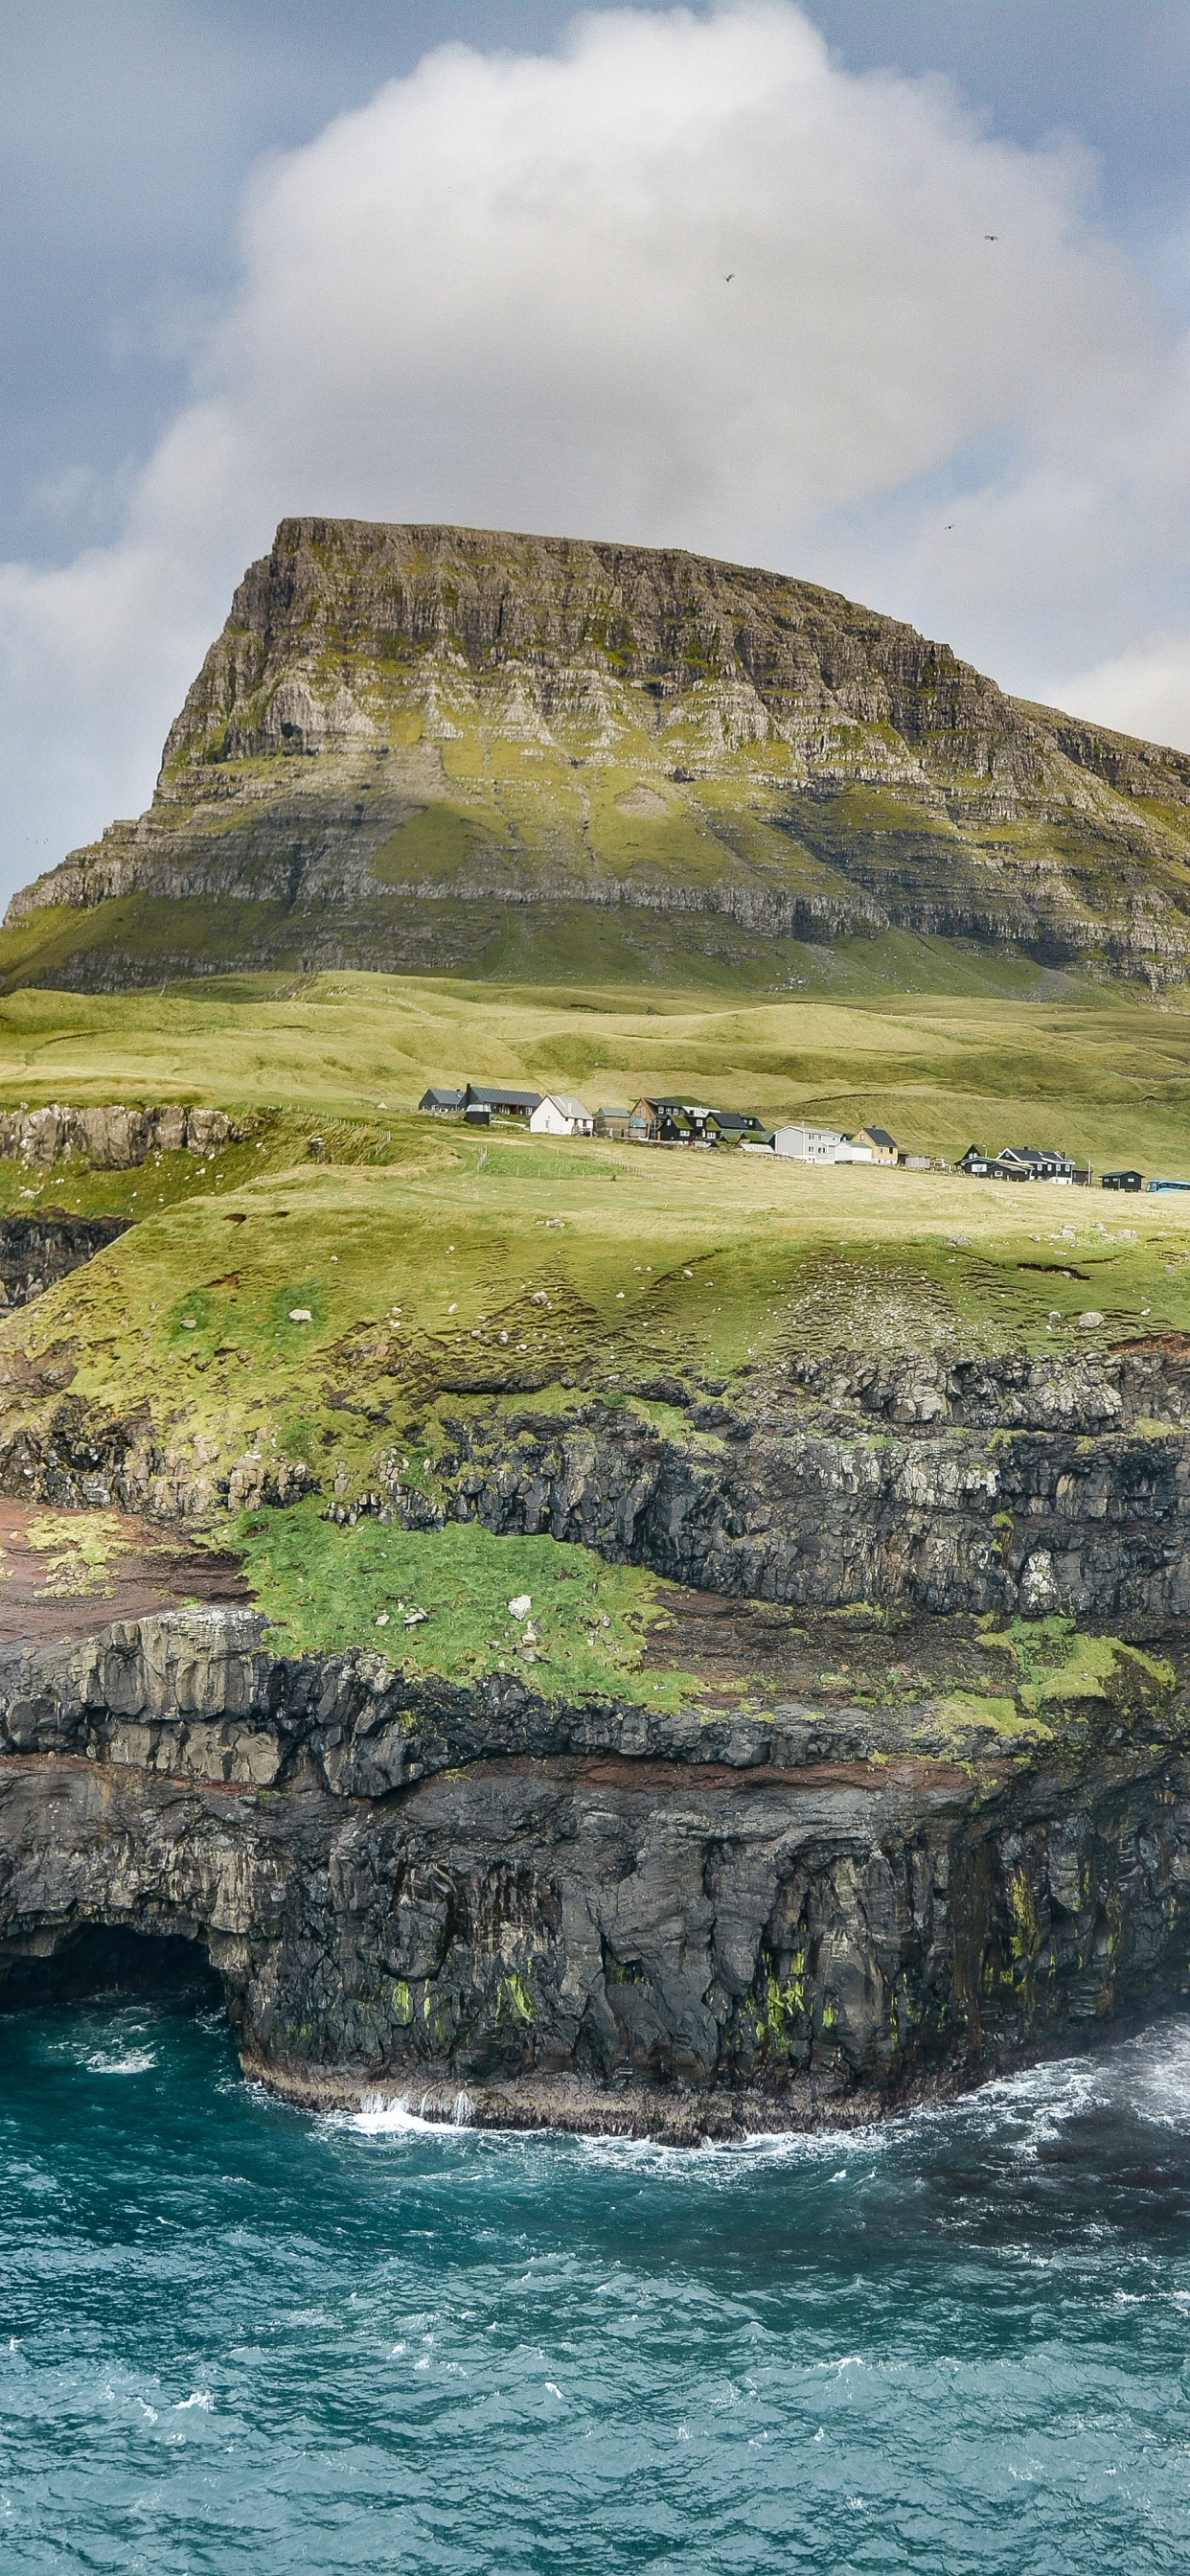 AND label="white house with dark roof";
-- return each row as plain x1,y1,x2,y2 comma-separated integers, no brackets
529,1093,594,1137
